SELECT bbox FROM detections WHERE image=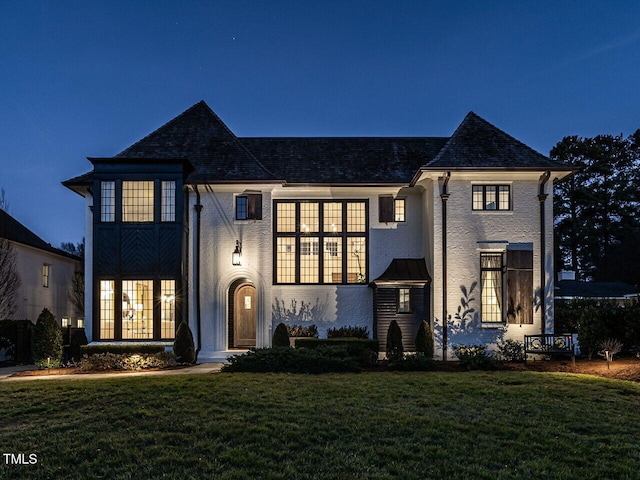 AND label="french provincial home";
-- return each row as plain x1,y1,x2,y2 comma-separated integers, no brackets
63,101,573,361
